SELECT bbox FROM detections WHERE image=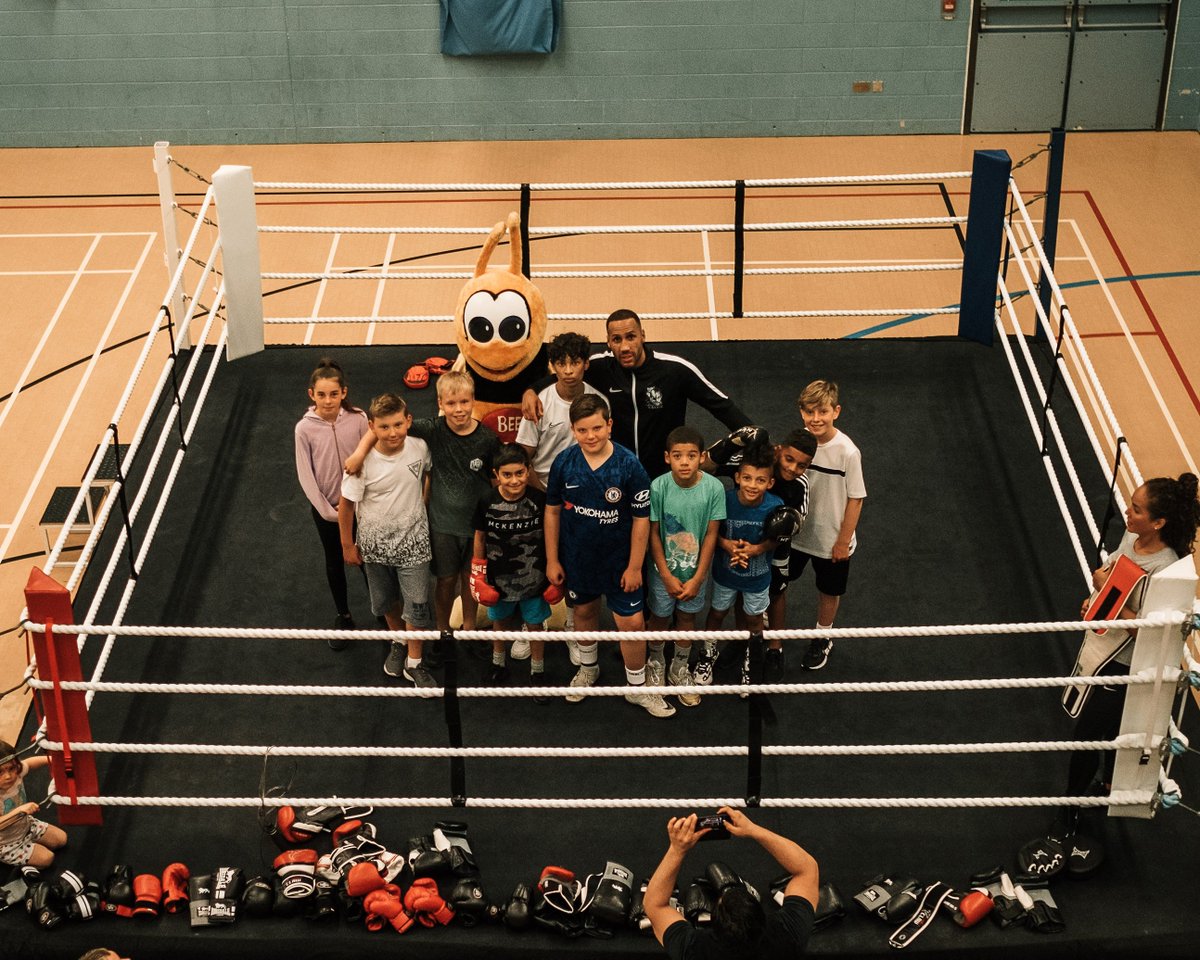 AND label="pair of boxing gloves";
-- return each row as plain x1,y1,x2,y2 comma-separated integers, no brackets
470,559,563,607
